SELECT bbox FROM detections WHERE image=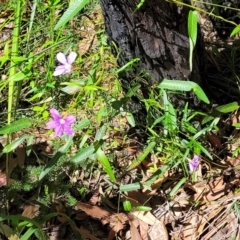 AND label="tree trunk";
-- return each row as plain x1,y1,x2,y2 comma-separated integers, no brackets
100,0,204,88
